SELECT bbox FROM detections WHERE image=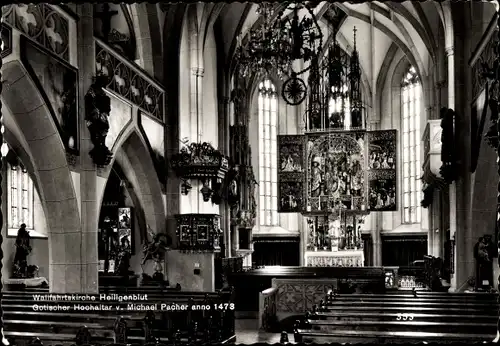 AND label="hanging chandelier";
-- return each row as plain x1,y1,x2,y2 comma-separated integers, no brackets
304,26,364,132
235,2,323,105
